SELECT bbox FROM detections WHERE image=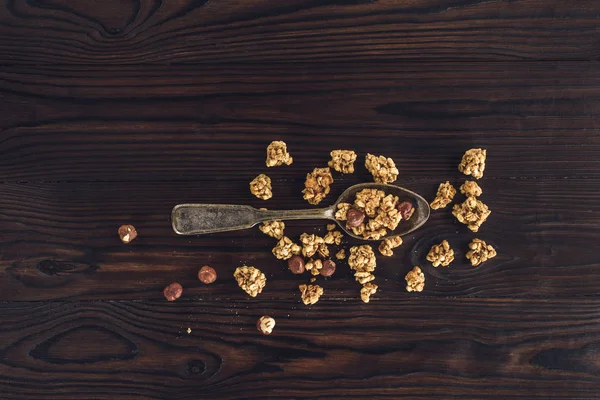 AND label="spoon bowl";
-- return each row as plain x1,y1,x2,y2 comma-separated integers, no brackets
172,183,430,241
